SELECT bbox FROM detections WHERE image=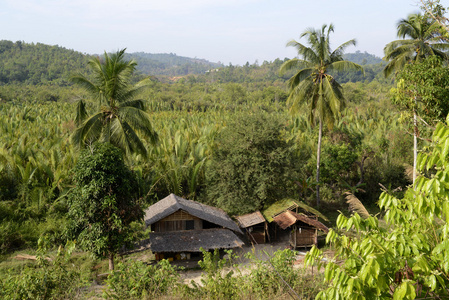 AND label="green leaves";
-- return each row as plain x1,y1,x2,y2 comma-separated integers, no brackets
308,121,449,298
384,14,449,78
71,49,157,158
204,113,298,215
393,281,416,300
66,143,143,268
103,260,179,299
